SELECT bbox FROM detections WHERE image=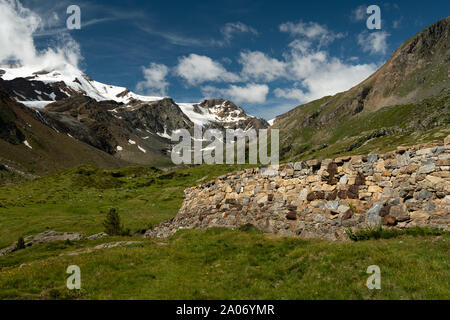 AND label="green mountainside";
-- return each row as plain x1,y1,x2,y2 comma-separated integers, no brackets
273,17,450,161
